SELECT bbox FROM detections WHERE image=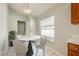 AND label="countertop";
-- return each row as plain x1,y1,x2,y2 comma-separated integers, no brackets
67,35,79,45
